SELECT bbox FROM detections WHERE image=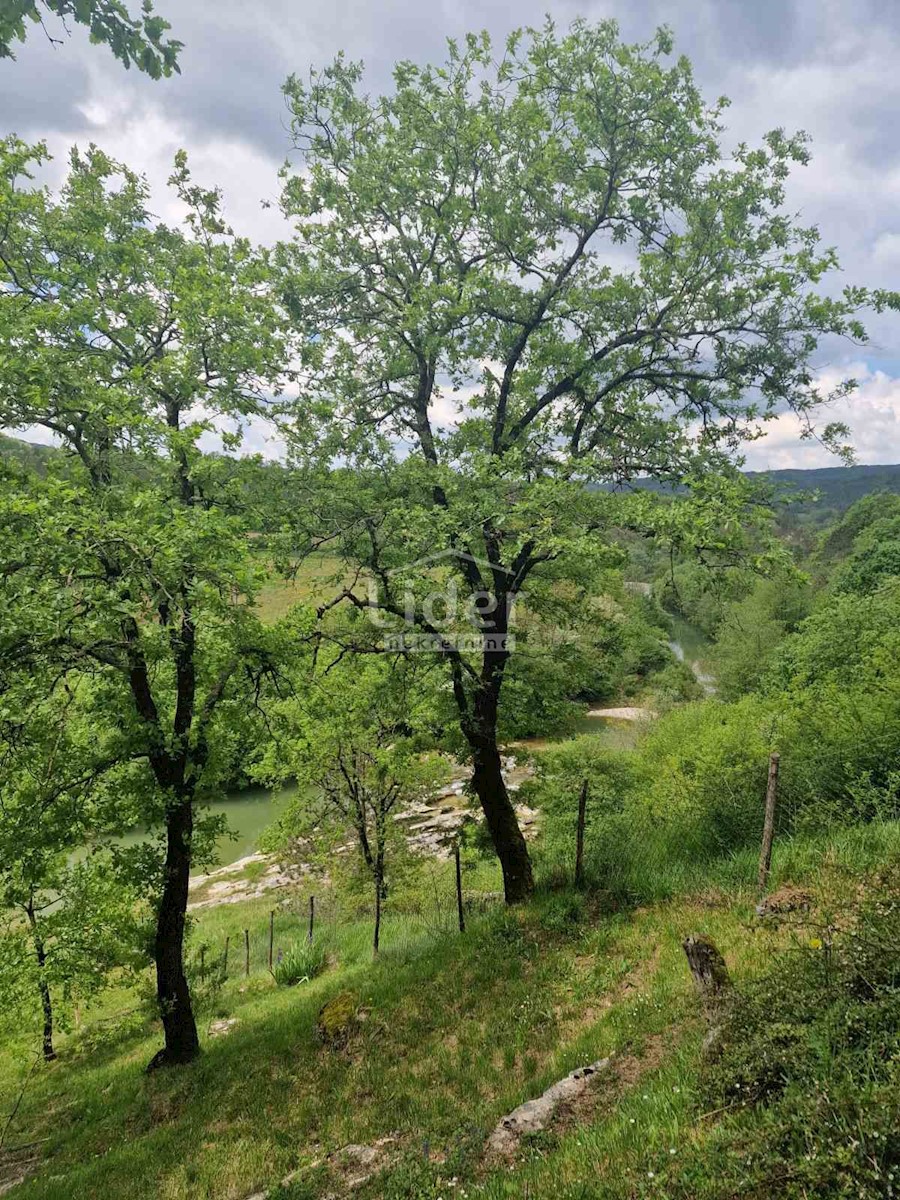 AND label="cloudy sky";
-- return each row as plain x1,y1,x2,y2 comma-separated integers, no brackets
3,0,900,469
